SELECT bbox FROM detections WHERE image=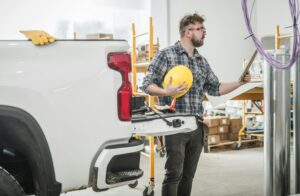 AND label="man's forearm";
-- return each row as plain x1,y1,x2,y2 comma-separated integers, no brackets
219,81,243,95
146,84,167,96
